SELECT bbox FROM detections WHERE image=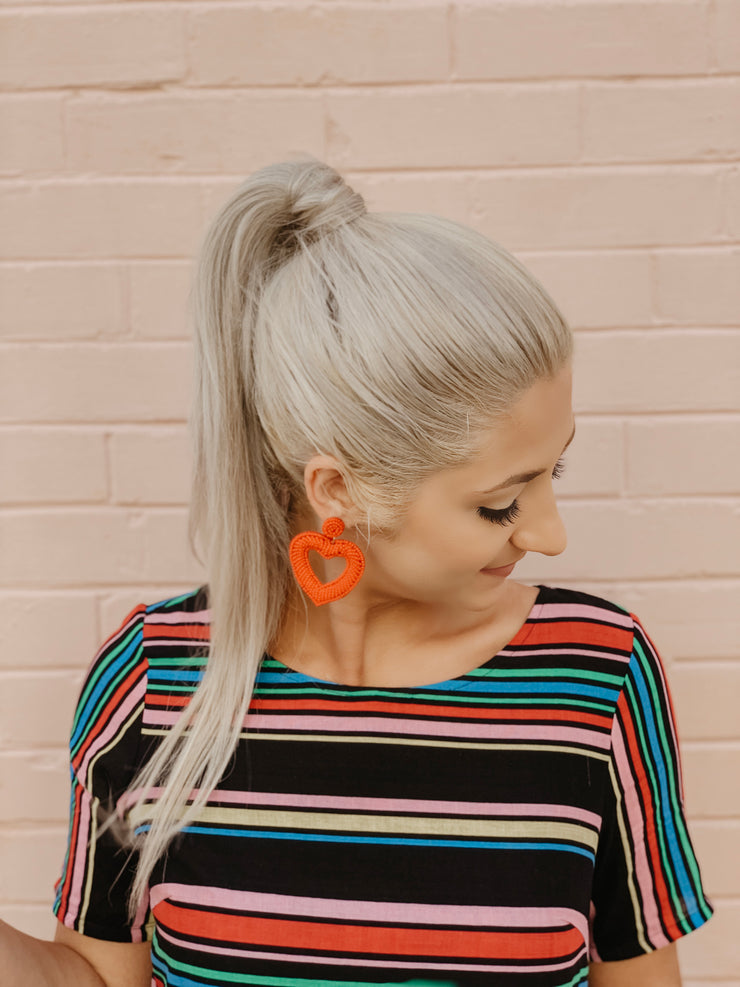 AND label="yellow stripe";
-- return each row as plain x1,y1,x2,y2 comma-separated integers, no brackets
127,803,598,851
142,726,611,764
608,757,649,952
78,702,143,932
